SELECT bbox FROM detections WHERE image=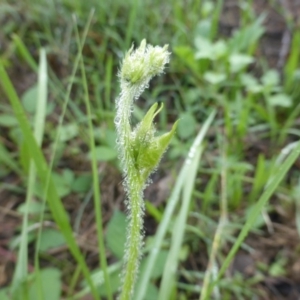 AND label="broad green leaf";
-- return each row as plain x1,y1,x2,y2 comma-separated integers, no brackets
184,88,202,104
240,74,263,93
140,250,168,279
98,270,121,296
173,46,196,70
194,37,214,60
268,94,292,107
142,283,158,300
0,114,18,127
17,201,44,215
59,123,79,142
72,174,92,193
22,85,38,113
177,113,196,139
106,210,127,259
195,19,211,38
0,289,10,300
204,71,226,84
29,268,61,300
261,69,280,87
0,143,21,174
51,172,73,198
228,15,265,52
229,54,253,73
92,146,117,161
195,38,227,60
201,2,214,16
39,229,66,252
